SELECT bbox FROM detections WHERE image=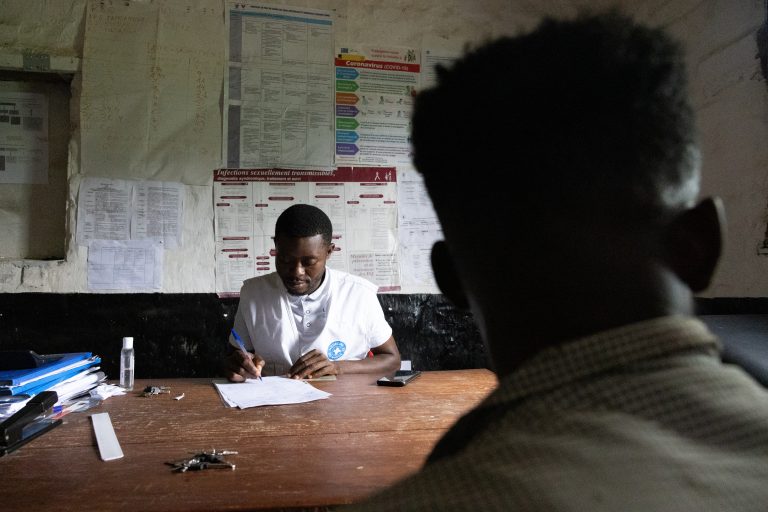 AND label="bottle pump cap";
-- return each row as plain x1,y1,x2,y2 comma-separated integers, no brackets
122,337,134,350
